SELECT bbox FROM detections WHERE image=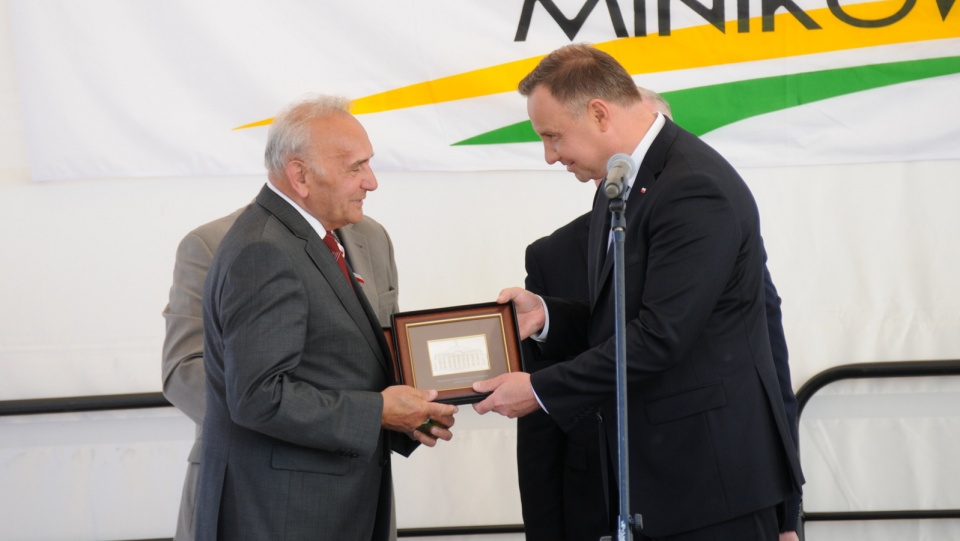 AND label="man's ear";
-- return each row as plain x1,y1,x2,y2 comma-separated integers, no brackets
285,160,310,198
587,99,611,132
